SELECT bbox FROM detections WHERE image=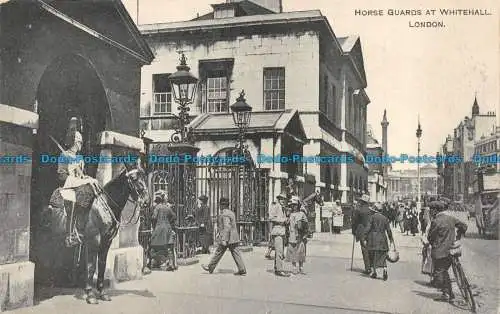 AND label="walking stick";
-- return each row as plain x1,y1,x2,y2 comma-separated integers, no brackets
350,234,355,271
